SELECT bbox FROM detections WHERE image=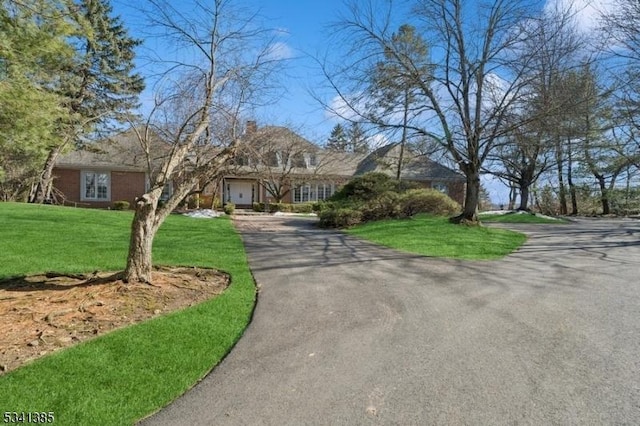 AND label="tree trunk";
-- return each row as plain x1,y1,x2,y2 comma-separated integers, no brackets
594,174,610,215
518,183,530,211
123,195,159,284
31,145,64,203
450,167,479,223
556,138,567,215
396,92,409,180
567,138,578,215
508,185,517,210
